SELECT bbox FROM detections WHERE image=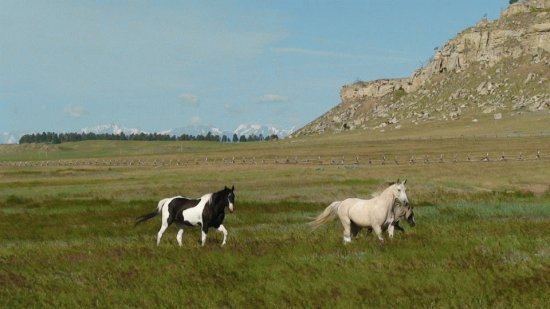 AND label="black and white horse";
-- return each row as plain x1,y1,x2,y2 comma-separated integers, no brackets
135,186,235,246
